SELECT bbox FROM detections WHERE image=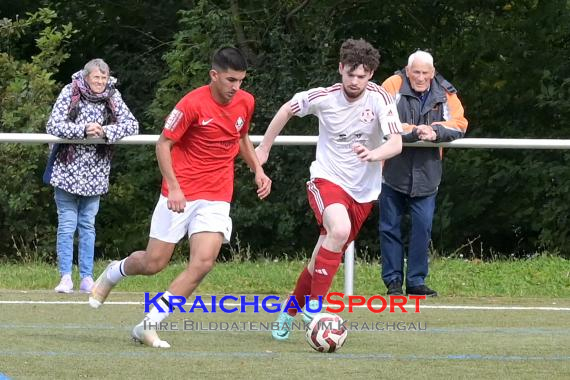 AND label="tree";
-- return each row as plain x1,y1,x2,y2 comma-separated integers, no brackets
0,8,75,260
